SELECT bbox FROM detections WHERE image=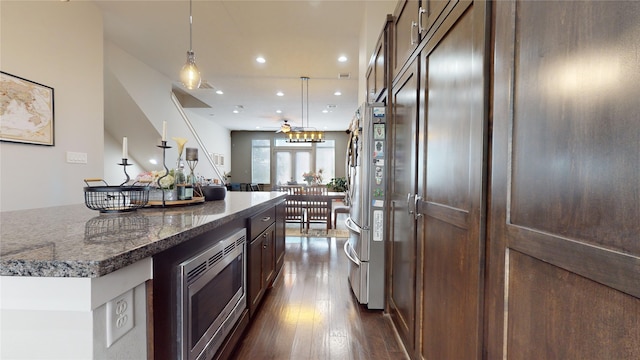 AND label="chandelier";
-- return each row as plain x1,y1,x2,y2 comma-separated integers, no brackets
179,0,201,89
286,77,325,143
